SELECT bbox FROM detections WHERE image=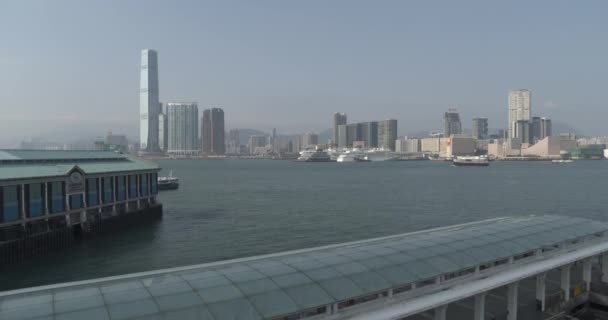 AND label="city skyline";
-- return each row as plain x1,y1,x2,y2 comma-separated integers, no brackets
2,1,608,148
